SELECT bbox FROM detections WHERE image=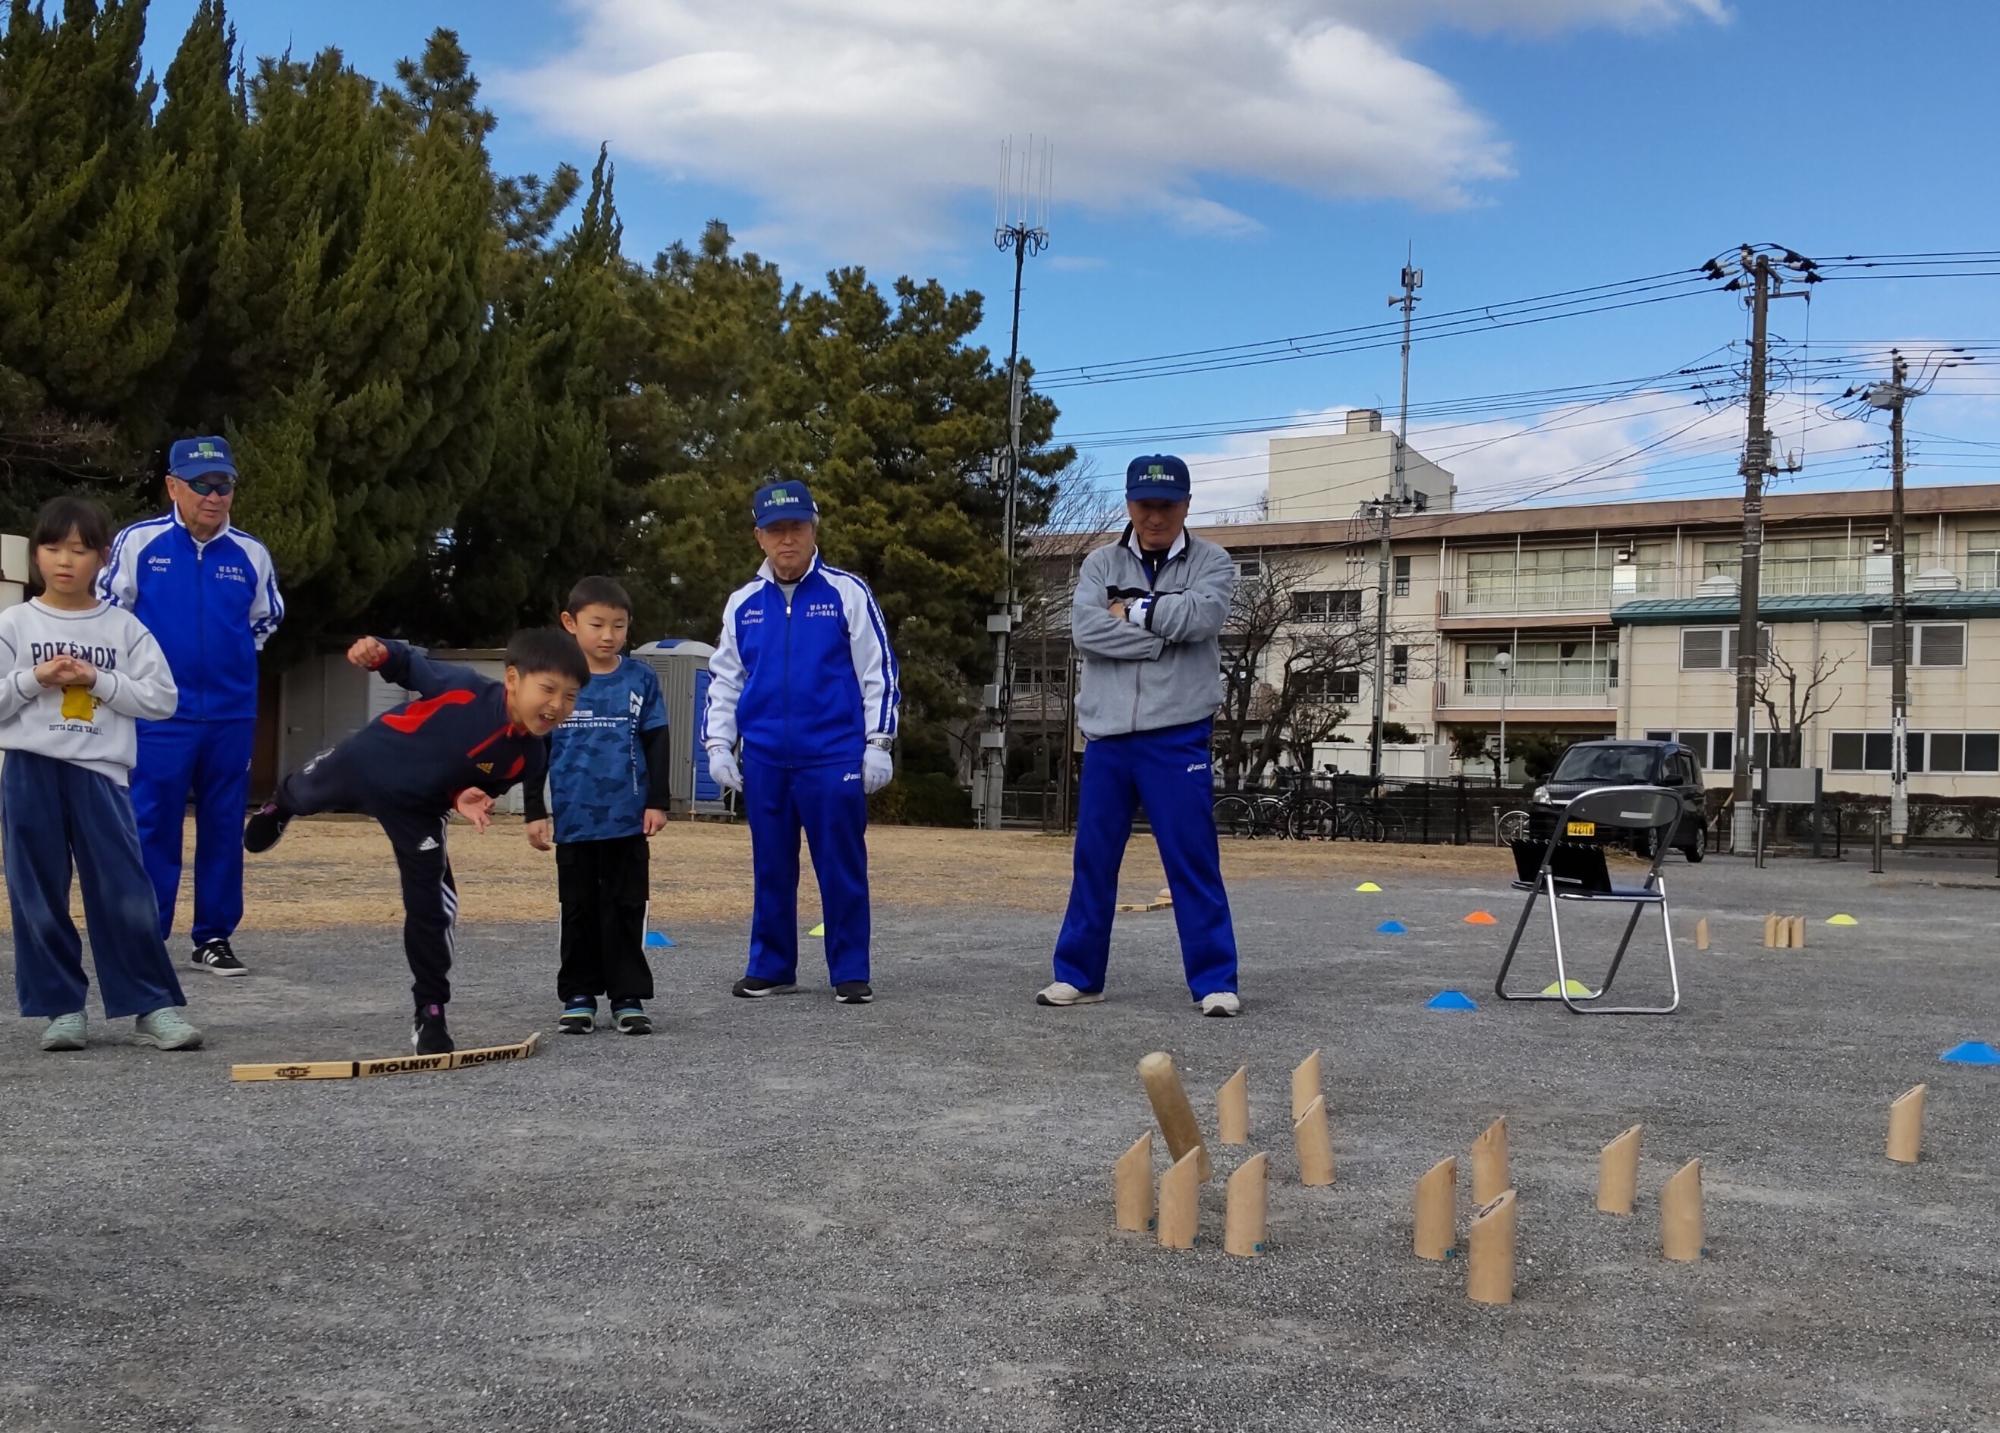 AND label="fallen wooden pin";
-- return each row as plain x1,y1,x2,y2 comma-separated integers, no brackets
232,1032,542,1082
1471,1116,1510,1205
1217,1065,1250,1146
1597,1124,1643,1215
1114,1131,1154,1233
1138,1051,1212,1182
1887,1084,1927,1165
1224,1153,1269,1257
1466,1189,1517,1306
1116,899,1173,912
1413,1156,1457,1261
